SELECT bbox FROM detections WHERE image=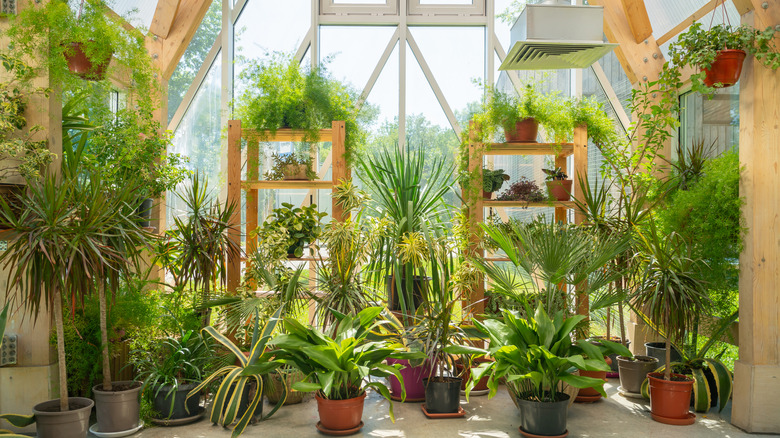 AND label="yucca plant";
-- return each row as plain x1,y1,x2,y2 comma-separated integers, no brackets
186,306,286,438
359,146,454,316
